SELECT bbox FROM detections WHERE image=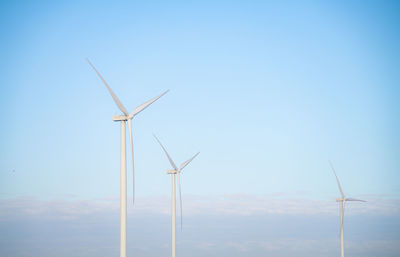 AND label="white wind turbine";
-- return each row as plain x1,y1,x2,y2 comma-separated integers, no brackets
154,134,199,257
87,59,168,257
329,161,366,257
